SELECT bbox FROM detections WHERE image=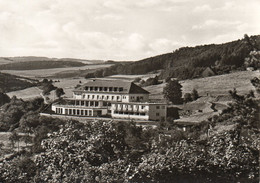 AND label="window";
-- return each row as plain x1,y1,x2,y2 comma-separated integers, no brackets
109,87,113,91
141,105,145,109
92,95,95,99
90,87,93,91
104,87,108,91
99,87,103,91
87,95,90,99
162,106,165,109
112,96,114,100
140,96,143,100
117,96,120,100
119,87,123,92
156,113,160,116
94,87,98,91
156,106,160,109
89,110,92,116
85,87,88,90
114,87,118,92
81,101,84,106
